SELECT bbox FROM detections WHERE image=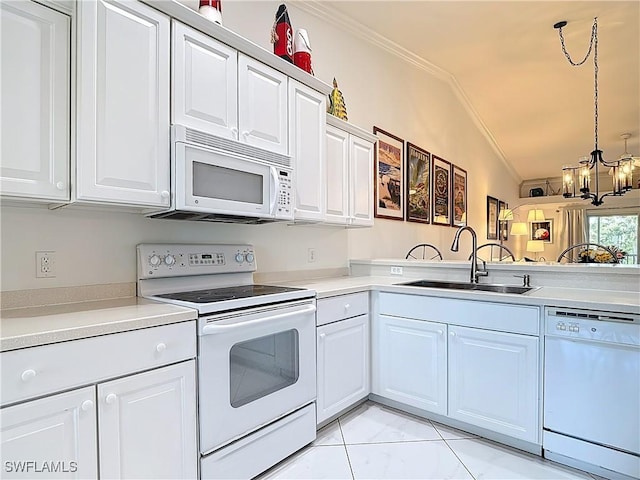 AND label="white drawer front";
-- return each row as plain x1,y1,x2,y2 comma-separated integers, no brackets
379,293,539,335
317,292,368,326
1,321,196,406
